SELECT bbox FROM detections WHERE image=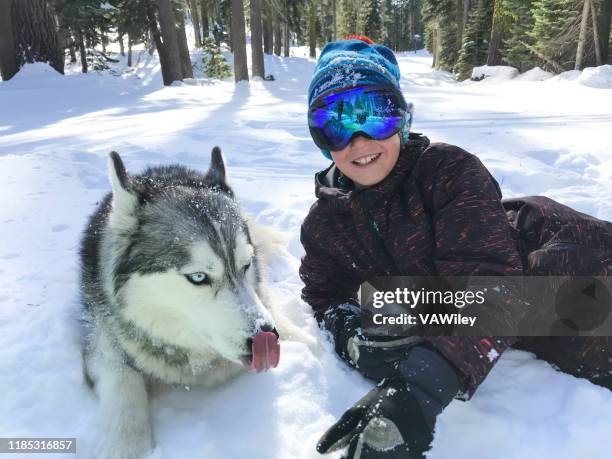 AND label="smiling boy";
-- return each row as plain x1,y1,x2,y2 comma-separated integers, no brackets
300,38,612,459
